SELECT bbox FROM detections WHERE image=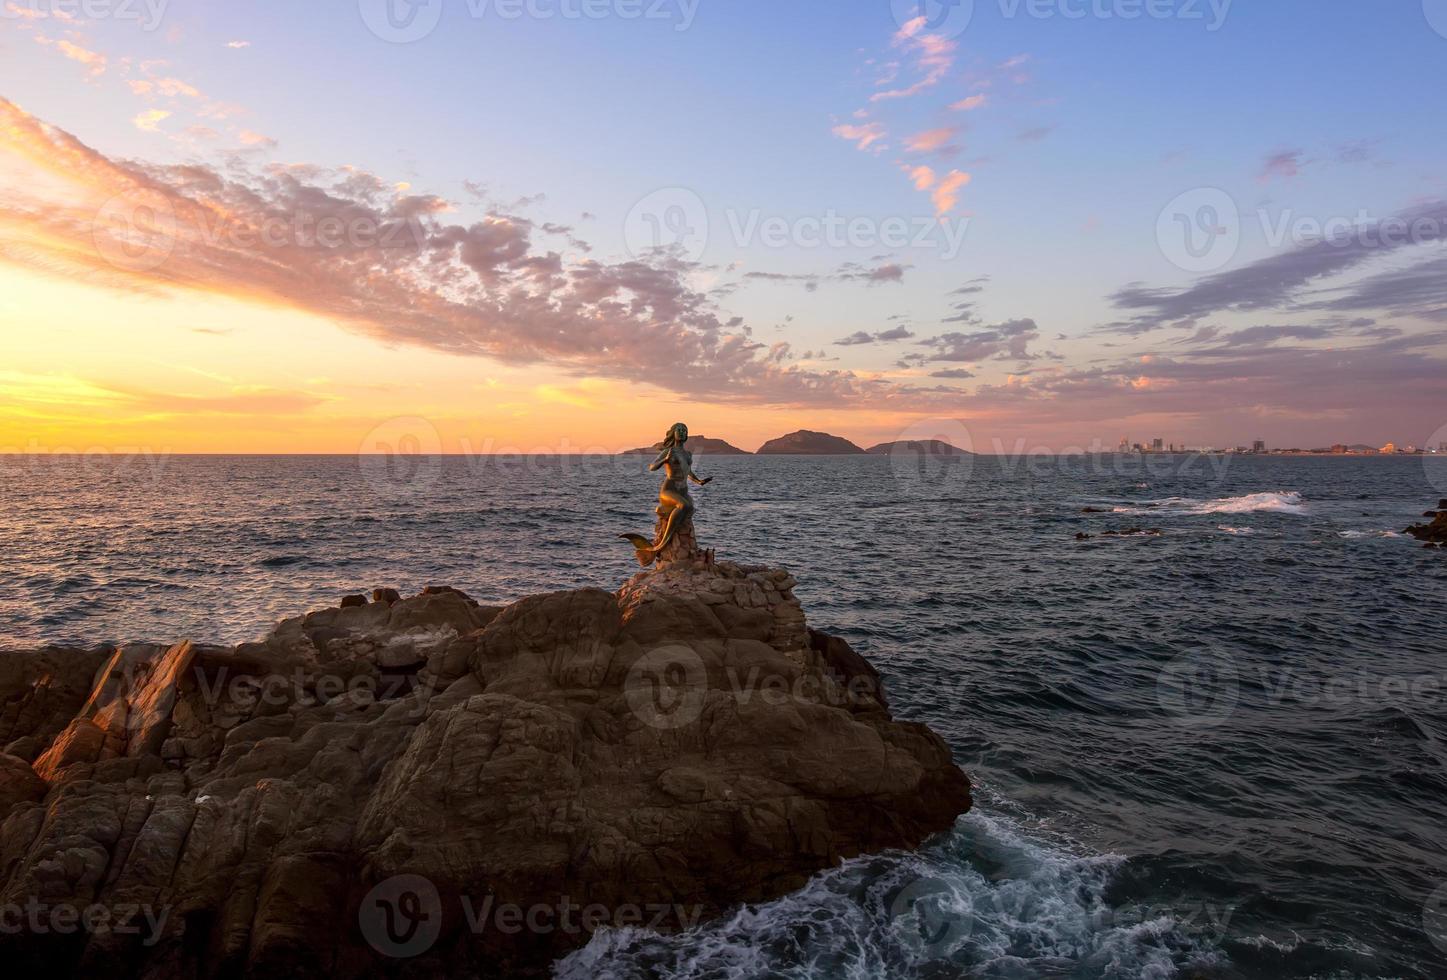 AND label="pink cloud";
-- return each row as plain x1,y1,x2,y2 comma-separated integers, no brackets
1259,149,1305,183
832,121,886,152
871,22,956,103
904,127,958,154
907,165,936,191
950,94,987,111
931,170,971,214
